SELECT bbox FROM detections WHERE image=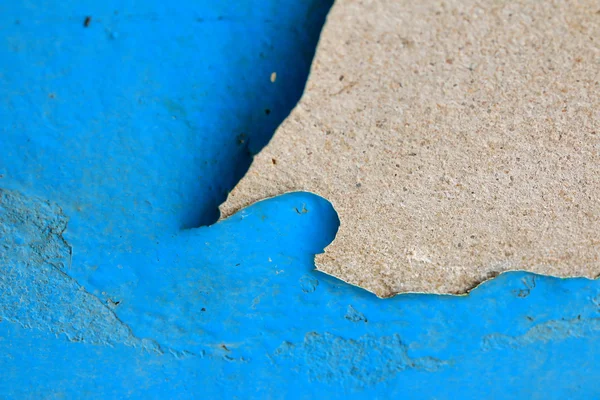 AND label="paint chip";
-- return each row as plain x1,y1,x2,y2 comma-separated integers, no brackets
221,0,600,297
